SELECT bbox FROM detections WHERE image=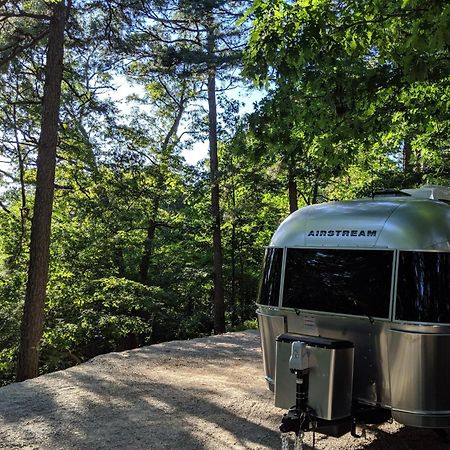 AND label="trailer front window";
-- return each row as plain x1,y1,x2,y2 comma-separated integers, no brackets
396,251,450,323
282,249,393,318
258,247,283,306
